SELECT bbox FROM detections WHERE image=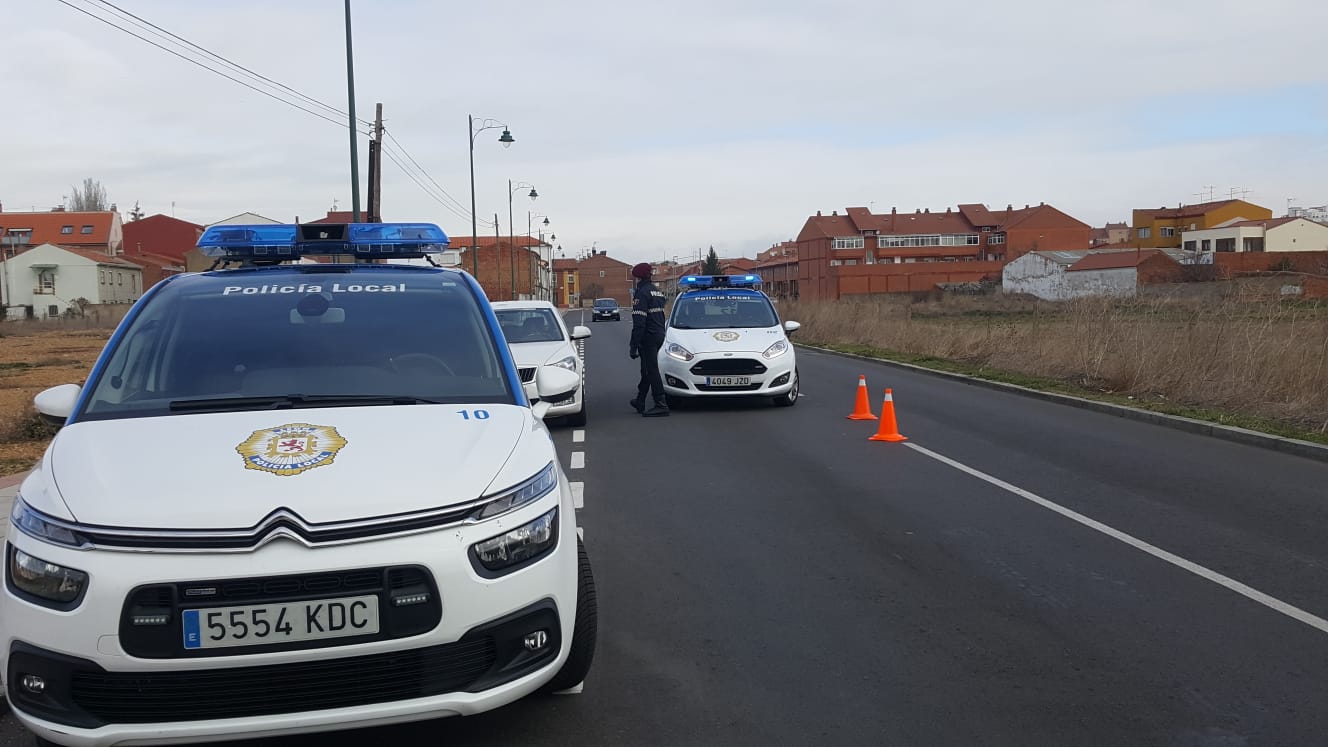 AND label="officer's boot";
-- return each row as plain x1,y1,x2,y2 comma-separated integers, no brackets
642,396,670,417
